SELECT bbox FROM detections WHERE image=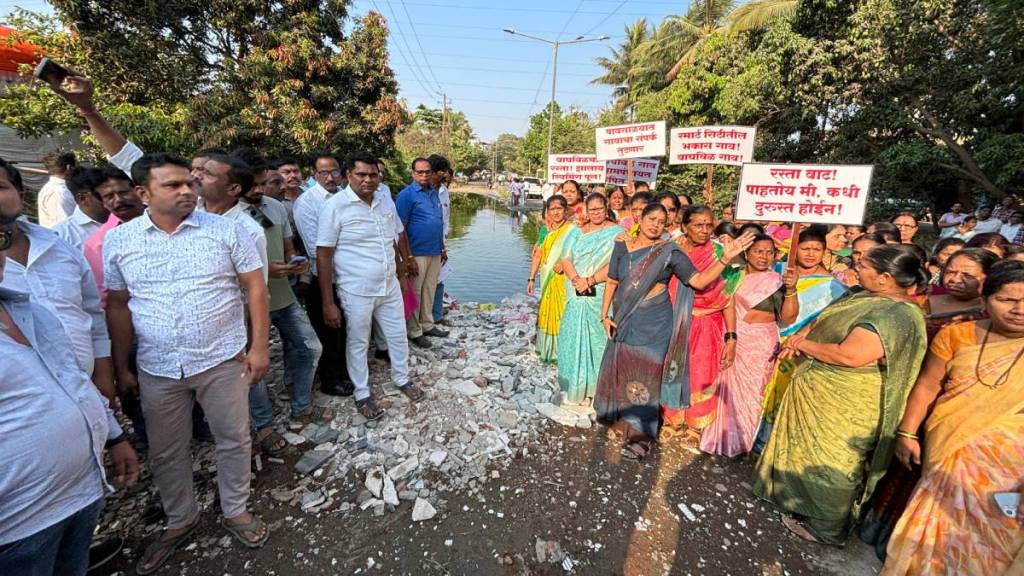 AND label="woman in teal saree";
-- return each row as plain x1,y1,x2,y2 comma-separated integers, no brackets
557,193,621,405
